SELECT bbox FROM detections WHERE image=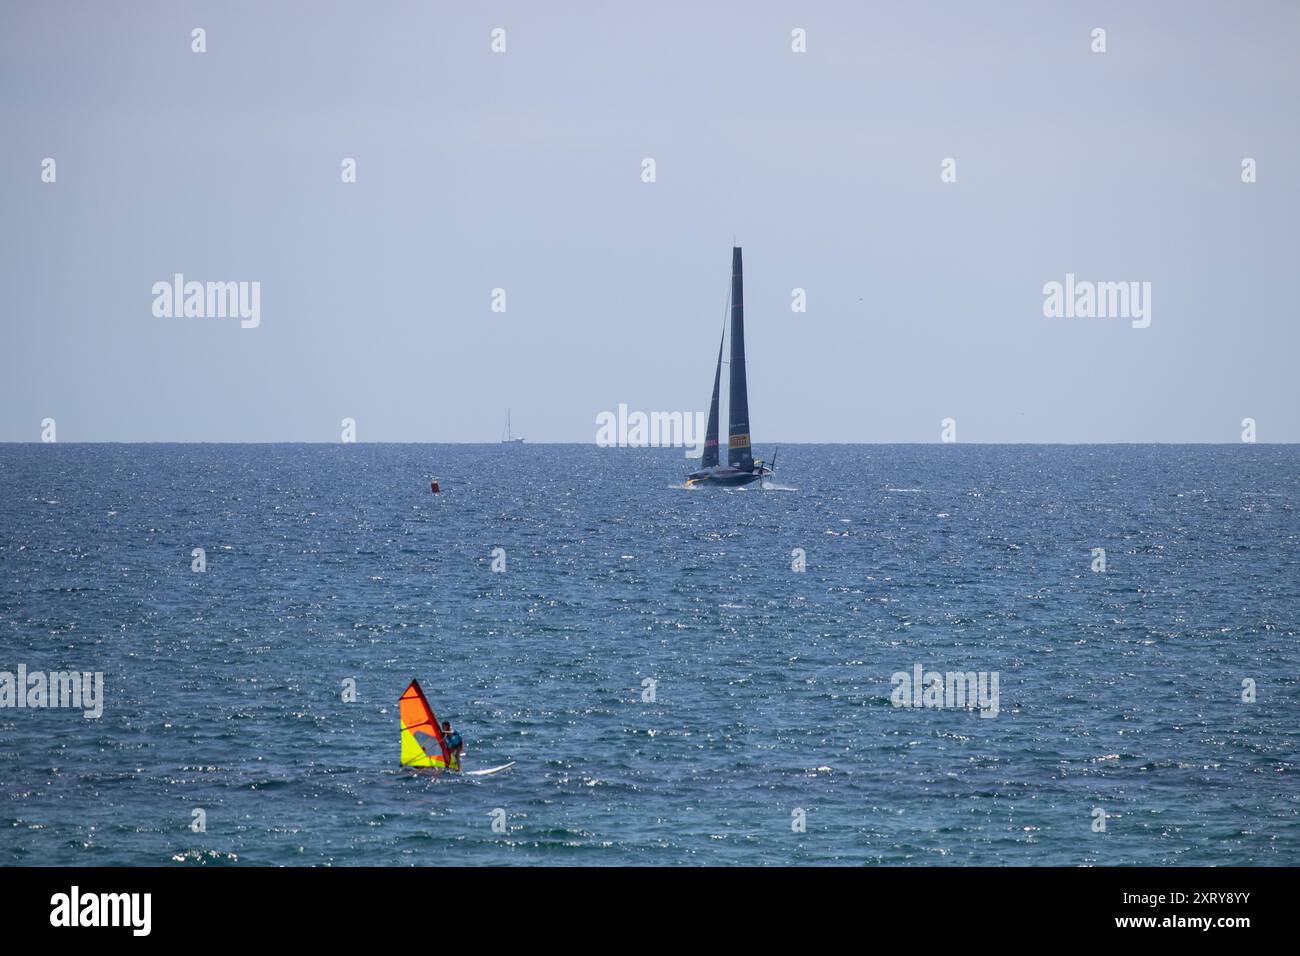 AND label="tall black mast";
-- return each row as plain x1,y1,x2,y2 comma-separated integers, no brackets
727,246,753,470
